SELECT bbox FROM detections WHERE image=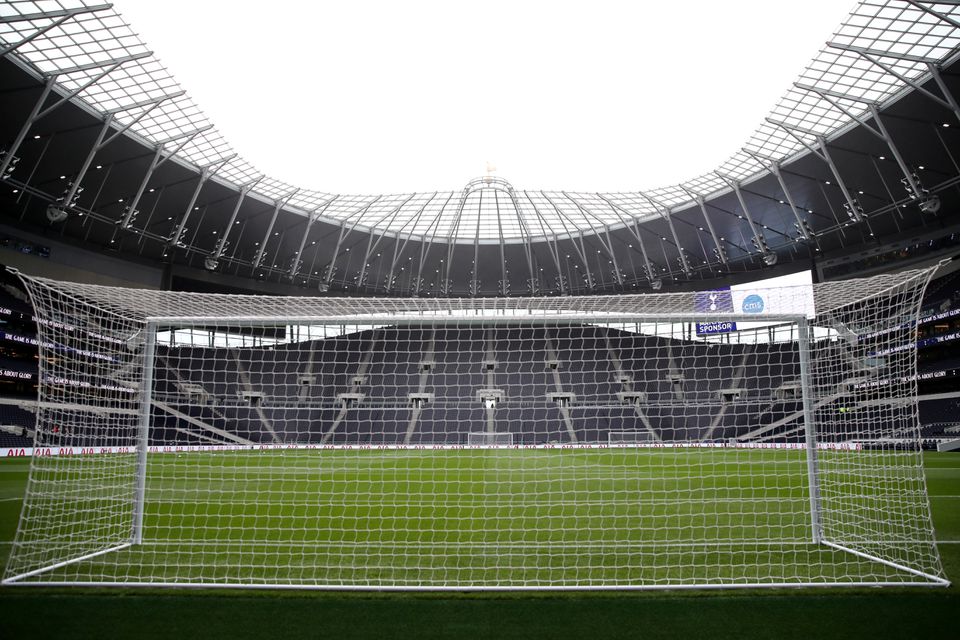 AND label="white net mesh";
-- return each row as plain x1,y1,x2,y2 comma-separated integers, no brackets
1,268,948,588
